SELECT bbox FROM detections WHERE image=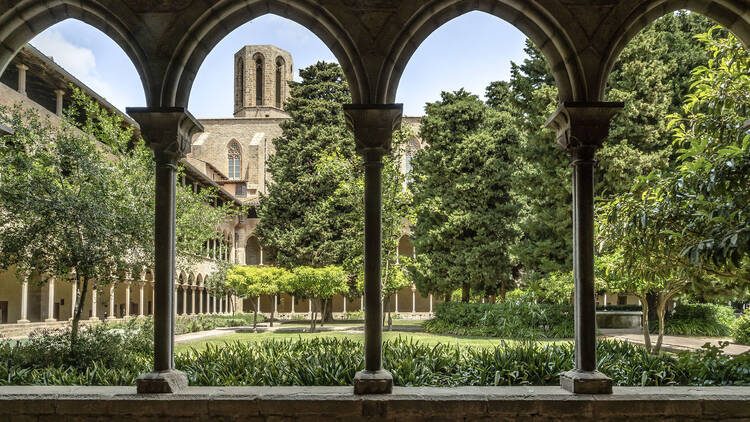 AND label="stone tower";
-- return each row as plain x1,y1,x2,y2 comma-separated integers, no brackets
233,45,293,118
